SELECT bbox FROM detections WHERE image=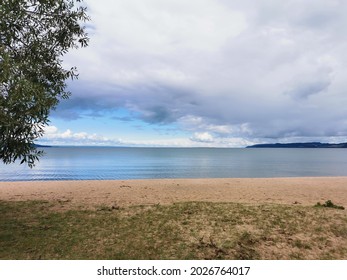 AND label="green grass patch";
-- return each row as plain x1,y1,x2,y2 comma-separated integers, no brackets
0,200,346,260
315,200,345,210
